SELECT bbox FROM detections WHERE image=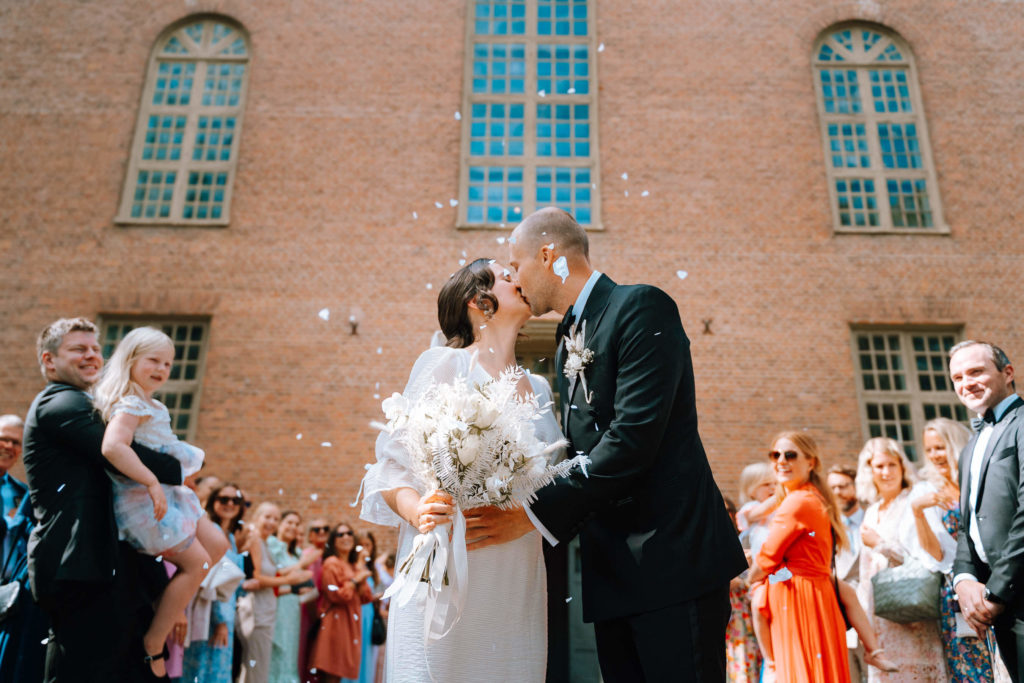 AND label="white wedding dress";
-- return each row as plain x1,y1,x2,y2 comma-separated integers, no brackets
360,346,563,682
